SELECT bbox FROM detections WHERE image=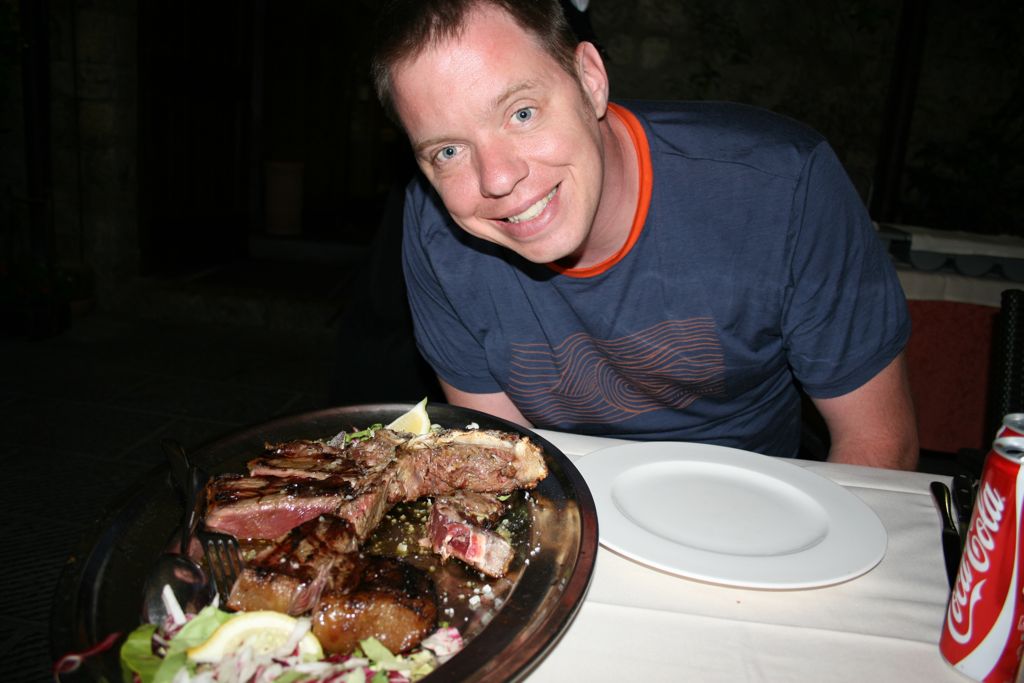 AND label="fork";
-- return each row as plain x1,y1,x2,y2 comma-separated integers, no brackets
161,438,245,599
198,528,244,598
